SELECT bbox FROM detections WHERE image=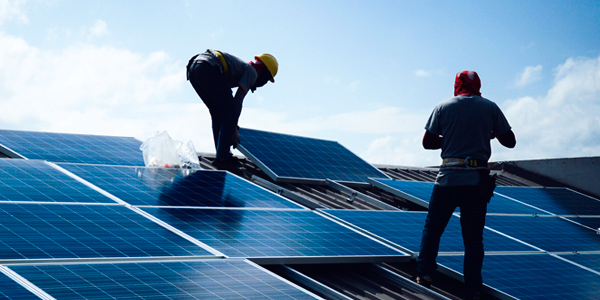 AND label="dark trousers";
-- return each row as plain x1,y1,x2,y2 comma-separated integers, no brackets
188,61,238,161
417,185,487,299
